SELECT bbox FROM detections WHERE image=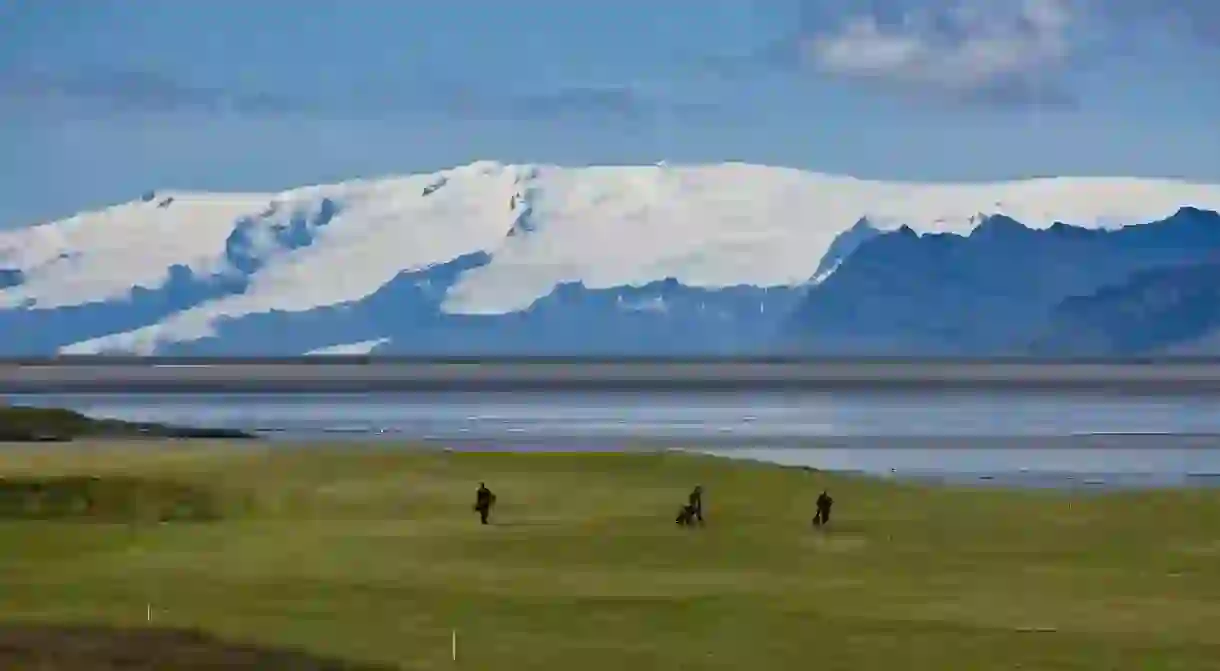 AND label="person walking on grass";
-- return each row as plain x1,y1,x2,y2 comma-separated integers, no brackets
675,485,705,527
474,482,496,525
688,485,704,525
686,485,705,526
813,489,833,528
